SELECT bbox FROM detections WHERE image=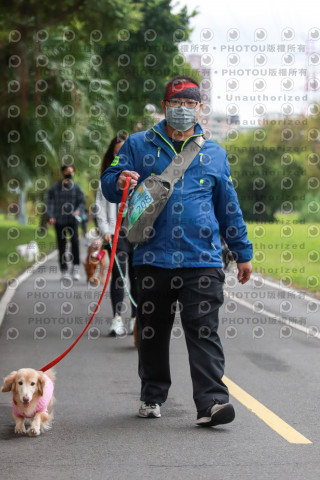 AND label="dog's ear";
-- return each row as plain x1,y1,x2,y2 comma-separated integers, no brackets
1,371,18,392
37,372,46,397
